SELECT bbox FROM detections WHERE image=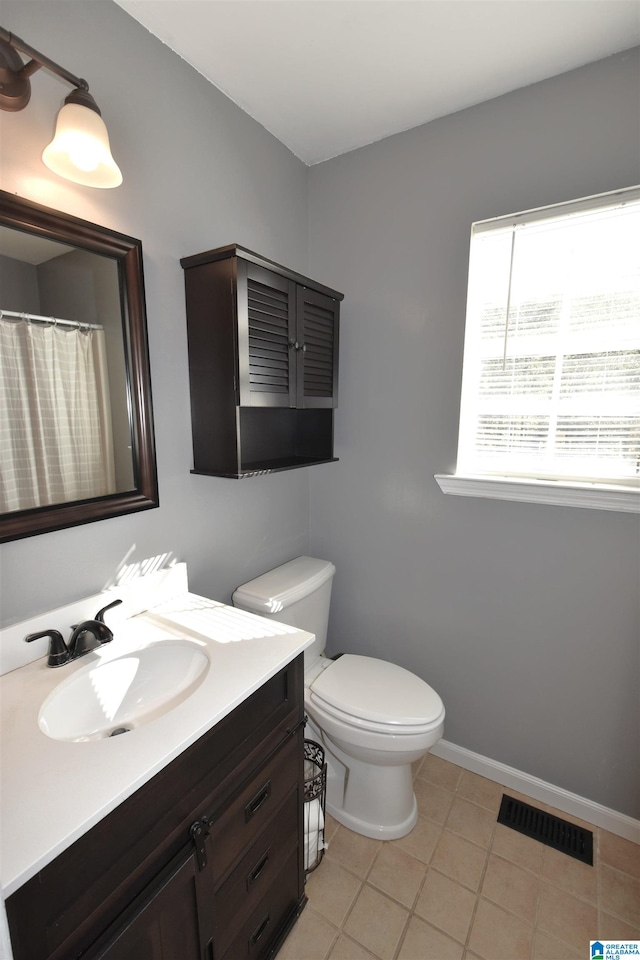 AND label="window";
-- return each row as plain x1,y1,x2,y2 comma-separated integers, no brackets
436,186,640,512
